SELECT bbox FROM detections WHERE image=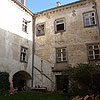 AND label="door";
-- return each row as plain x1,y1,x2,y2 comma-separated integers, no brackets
56,75,69,92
